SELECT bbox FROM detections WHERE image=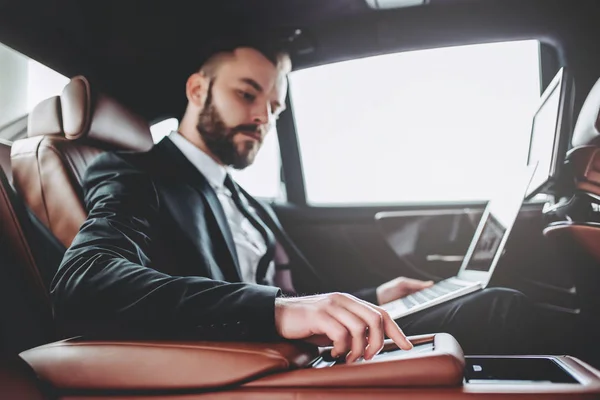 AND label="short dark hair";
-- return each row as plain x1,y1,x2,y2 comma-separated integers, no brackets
198,36,292,77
